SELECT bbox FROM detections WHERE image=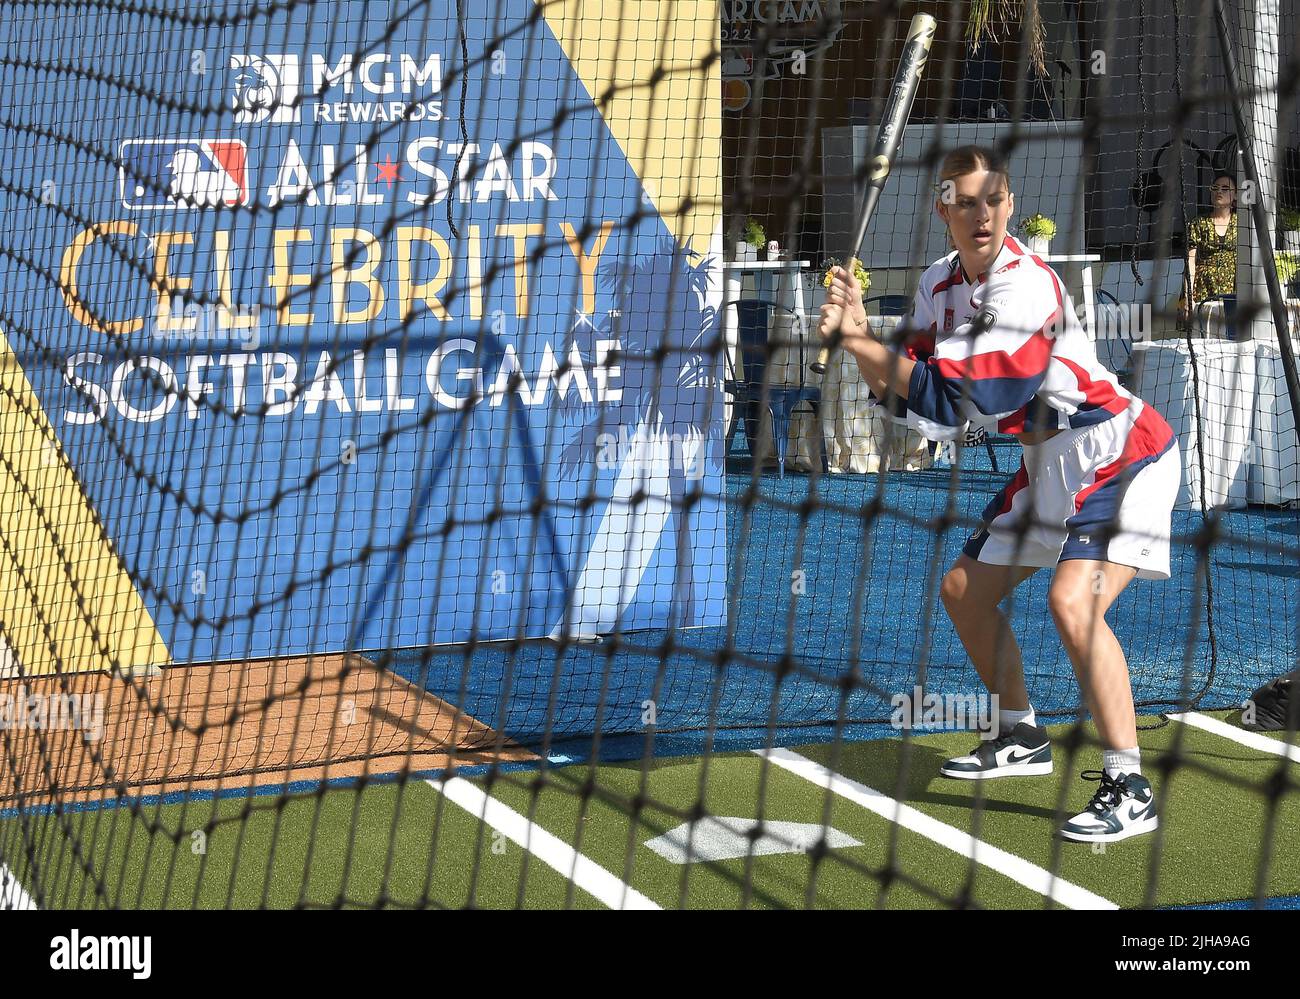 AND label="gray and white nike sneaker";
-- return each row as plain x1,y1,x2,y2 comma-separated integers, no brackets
939,722,1054,779
1059,770,1158,843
